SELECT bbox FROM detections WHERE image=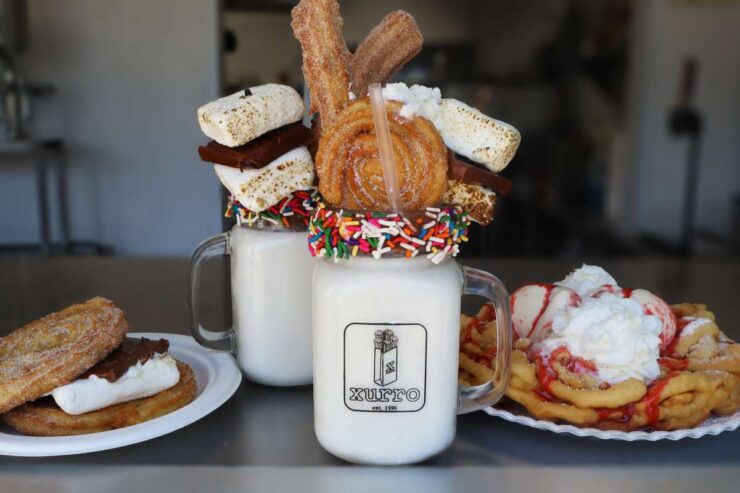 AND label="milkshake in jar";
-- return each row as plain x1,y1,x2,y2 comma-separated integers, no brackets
310,207,512,464
189,83,318,386
291,0,521,463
